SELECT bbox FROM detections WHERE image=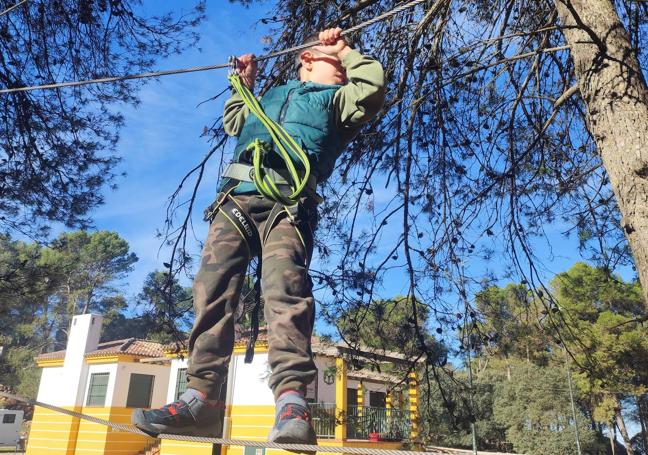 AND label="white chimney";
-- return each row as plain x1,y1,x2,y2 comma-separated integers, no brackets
35,313,102,407
63,314,103,369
